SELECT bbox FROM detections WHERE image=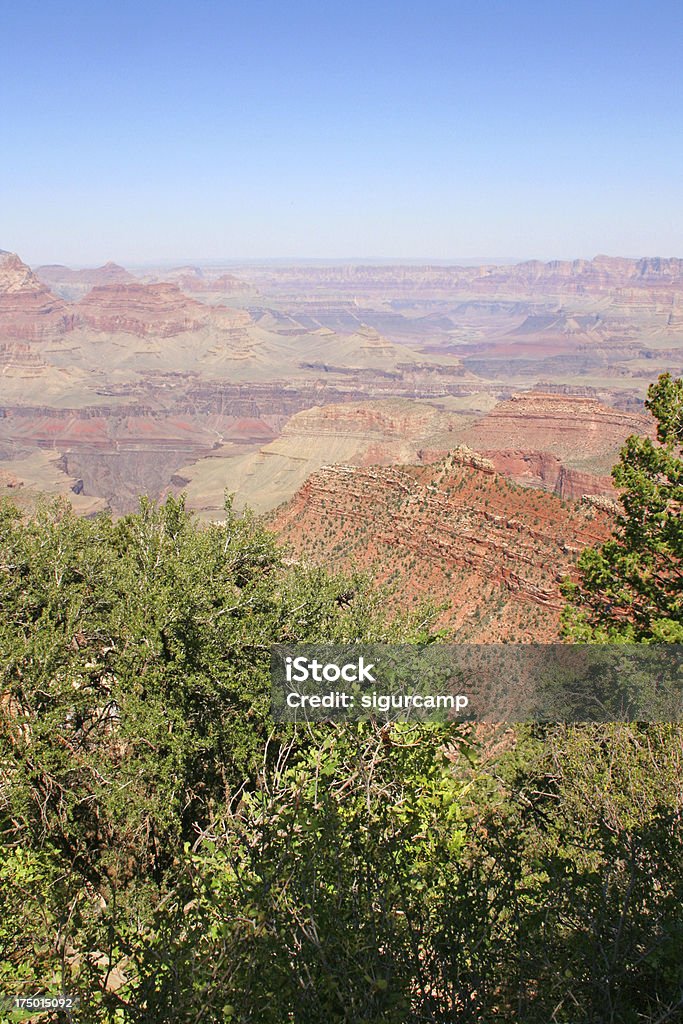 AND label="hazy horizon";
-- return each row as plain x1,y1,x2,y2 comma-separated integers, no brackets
19,253,683,272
